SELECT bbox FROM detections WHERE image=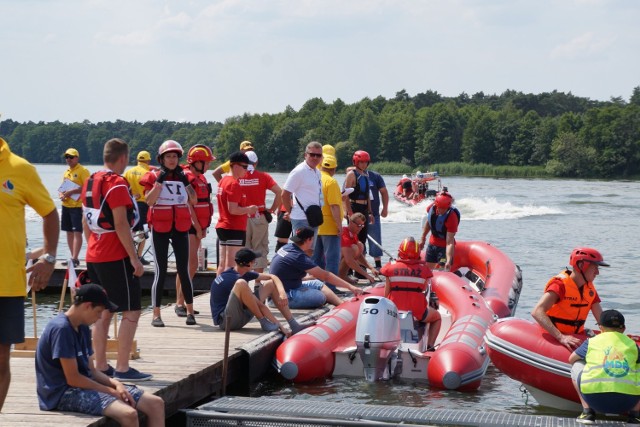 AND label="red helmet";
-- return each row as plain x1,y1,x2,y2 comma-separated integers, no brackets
157,140,184,161
569,247,610,270
398,237,422,261
352,150,371,165
434,192,453,209
187,144,215,163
